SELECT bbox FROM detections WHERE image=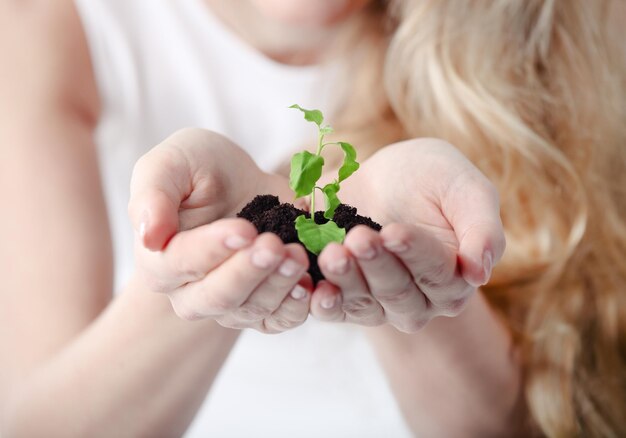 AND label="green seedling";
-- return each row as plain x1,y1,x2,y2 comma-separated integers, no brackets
288,104,360,255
